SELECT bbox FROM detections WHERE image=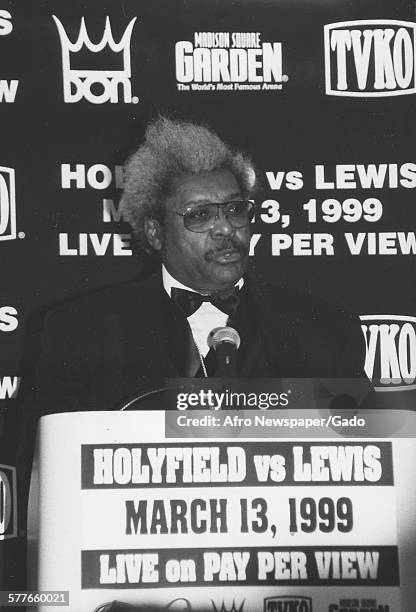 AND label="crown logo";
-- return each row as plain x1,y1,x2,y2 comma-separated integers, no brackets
211,600,245,612
52,15,138,104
